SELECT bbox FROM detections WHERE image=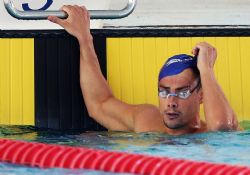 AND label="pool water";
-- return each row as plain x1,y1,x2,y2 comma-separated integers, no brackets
0,163,132,175
0,122,250,174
